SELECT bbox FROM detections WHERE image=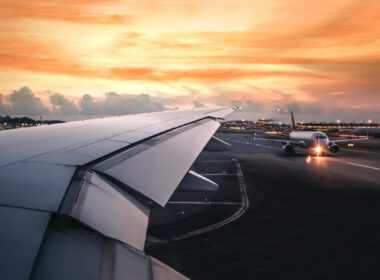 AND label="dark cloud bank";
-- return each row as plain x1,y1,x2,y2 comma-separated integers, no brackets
0,87,378,122
0,87,167,119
